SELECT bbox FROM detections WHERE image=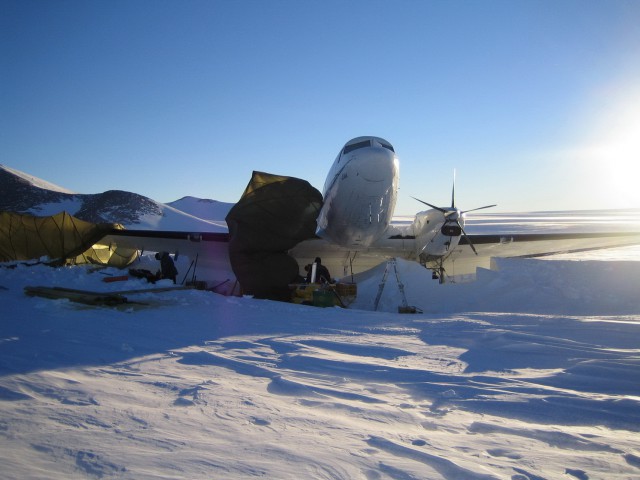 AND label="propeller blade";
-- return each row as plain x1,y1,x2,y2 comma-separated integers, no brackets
458,221,478,255
461,204,496,214
411,196,447,214
451,169,456,209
